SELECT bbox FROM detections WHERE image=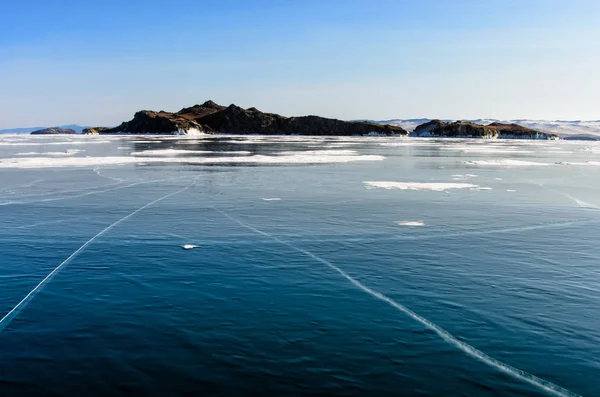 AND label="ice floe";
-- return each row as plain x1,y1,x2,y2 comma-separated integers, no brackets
396,221,425,226
451,174,478,181
364,181,479,191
